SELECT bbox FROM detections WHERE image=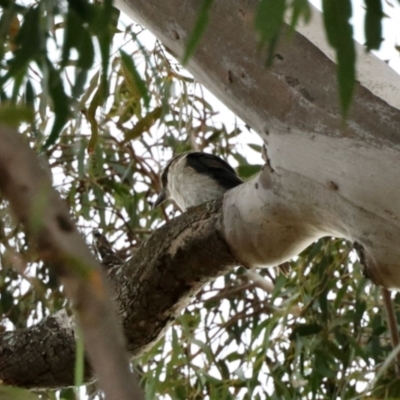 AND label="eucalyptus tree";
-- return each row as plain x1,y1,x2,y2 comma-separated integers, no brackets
0,0,399,399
